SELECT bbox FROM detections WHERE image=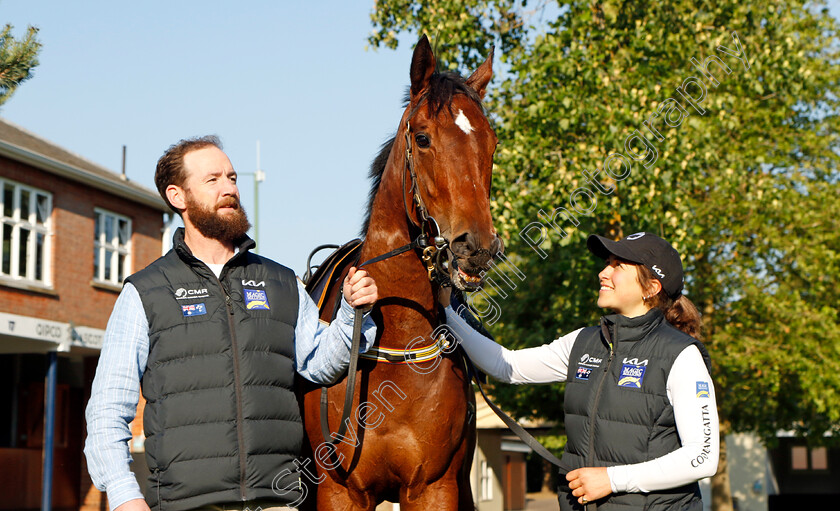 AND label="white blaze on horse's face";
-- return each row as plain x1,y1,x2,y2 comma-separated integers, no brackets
454,109,474,134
